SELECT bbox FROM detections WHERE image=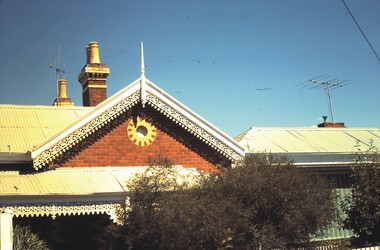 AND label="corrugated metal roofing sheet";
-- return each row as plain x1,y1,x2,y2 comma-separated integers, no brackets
0,166,197,197
0,167,142,196
0,105,93,153
238,127,380,153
